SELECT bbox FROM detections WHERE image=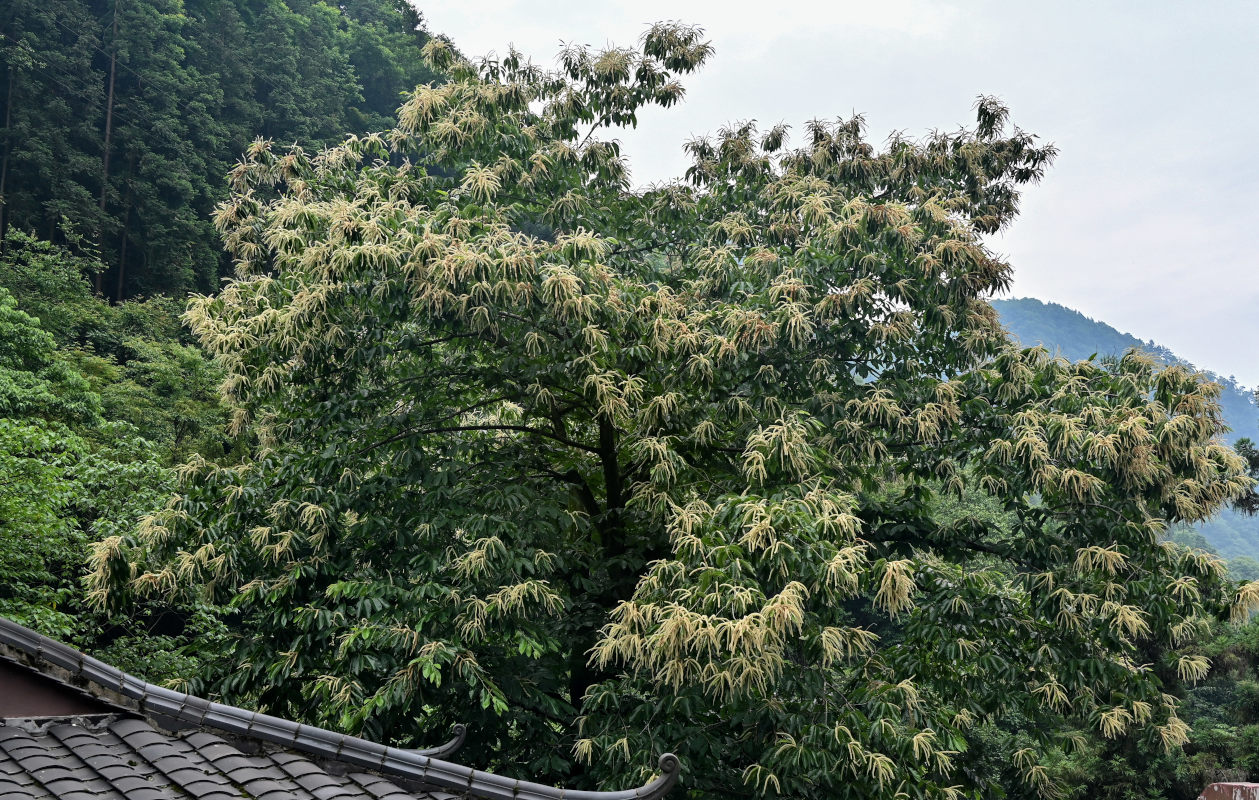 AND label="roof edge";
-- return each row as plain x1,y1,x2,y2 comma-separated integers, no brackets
416,722,466,758
0,616,680,800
